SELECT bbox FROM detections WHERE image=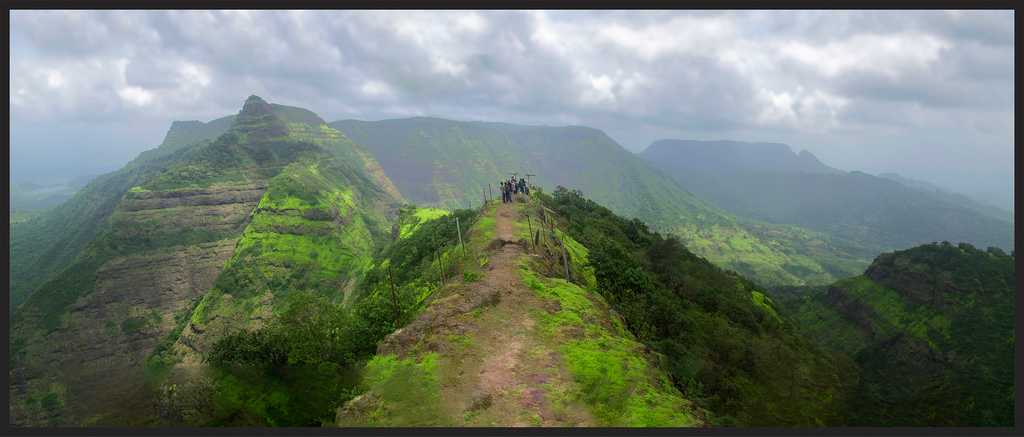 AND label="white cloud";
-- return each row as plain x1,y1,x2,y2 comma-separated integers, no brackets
455,12,487,33
579,72,616,105
117,85,155,106
179,62,211,88
7,10,1014,203
778,32,950,78
46,70,65,88
360,80,396,99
